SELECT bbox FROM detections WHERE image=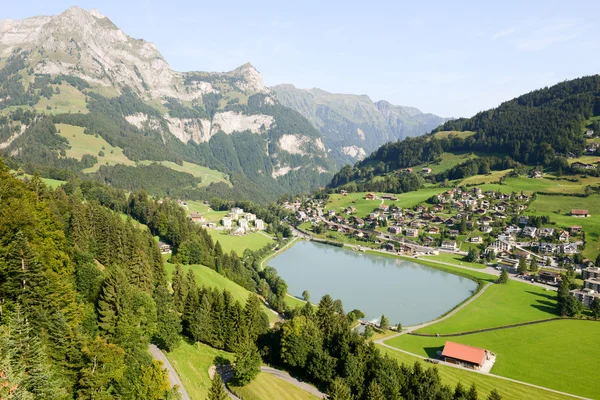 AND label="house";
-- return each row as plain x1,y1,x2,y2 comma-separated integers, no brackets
231,207,244,215
517,216,530,225
354,218,365,228
441,342,490,370
398,244,413,254
231,226,245,236
405,228,419,237
560,243,579,254
470,236,482,243
188,212,205,223
339,189,348,195
206,222,217,229
537,271,560,285
570,288,600,307
539,242,556,254
327,210,336,217
481,225,493,233
379,204,390,212
432,204,445,213
245,213,257,222
297,211,307,220
479,216,493,226
251,219,263,231
345,206,357,214
157,241,172,254
388,226,402,235
365,193,378,201
223,216,234,228
401,168,414,173
354,230,364,238
585,129,595,137
423,236,435,246
505,225,521,235
570,225,582,234
422,167,432,174
539,227,555,238
571,209,589,217
585,143,598,154
559,231,570,242
528,170,543,178
571,161,596,170
381,194,398,201
522,226,537,238
441,241,458,251
427,226,440,235
487,239,511,253
238,218,249,230
383,243,395,252
448,229,460,237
